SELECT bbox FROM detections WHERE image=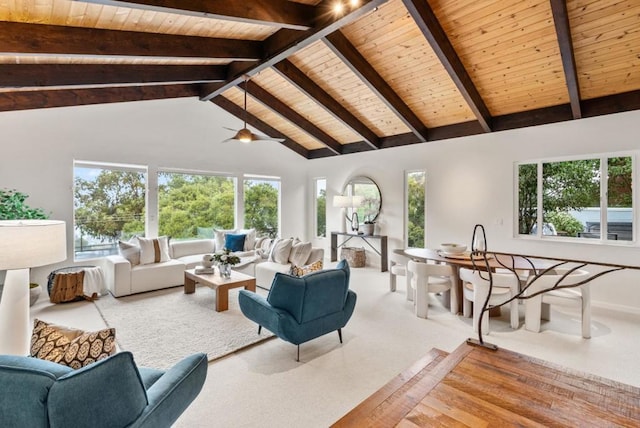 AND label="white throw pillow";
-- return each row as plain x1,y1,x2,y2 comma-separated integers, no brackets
268,238,293,264
138,236,171,265
214,228,236,252
289,241,312,267
238,228,256,251
118,237,140,265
